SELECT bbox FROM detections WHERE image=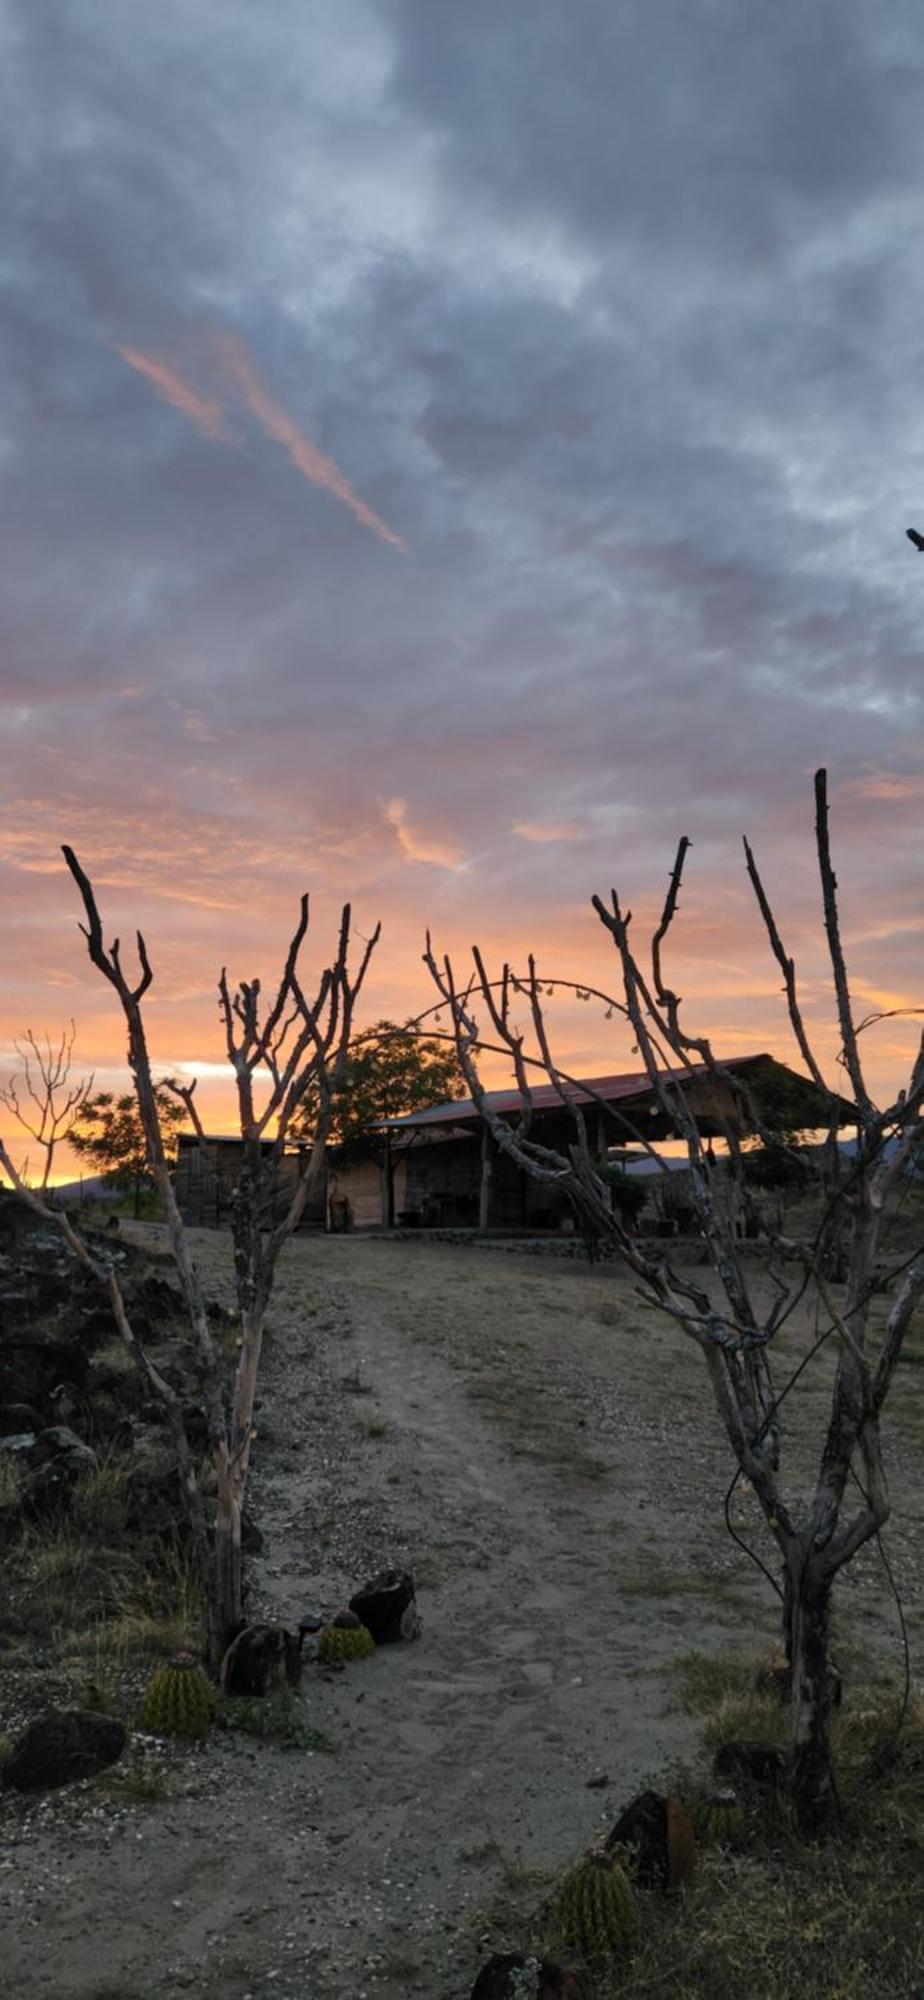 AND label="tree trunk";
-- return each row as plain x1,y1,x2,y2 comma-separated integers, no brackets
212,1456,243,1664
789,1566,838,1836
